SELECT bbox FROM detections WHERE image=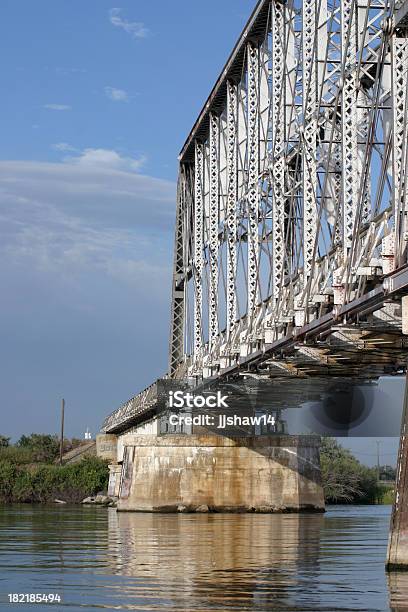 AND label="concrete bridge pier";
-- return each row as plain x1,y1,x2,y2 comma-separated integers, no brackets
112,434,325,513
96,434,121,497
387,370,408,570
